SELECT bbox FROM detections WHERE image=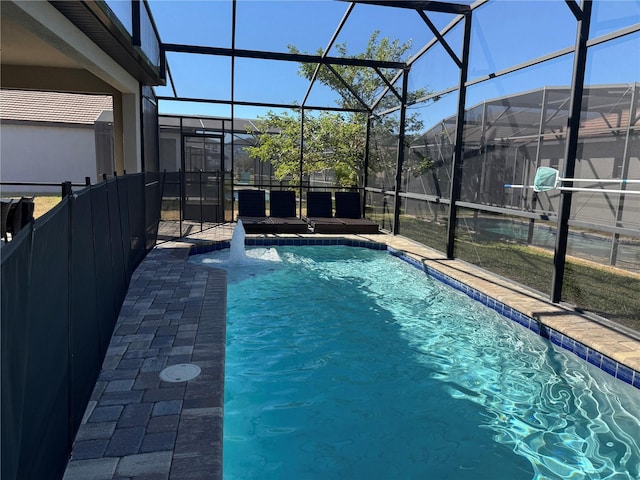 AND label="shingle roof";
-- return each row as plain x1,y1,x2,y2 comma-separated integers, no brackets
0,89,112,125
